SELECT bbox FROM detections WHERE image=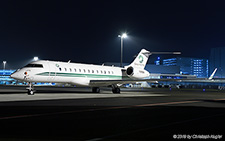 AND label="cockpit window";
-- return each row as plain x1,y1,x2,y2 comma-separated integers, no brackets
24,64,43,68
